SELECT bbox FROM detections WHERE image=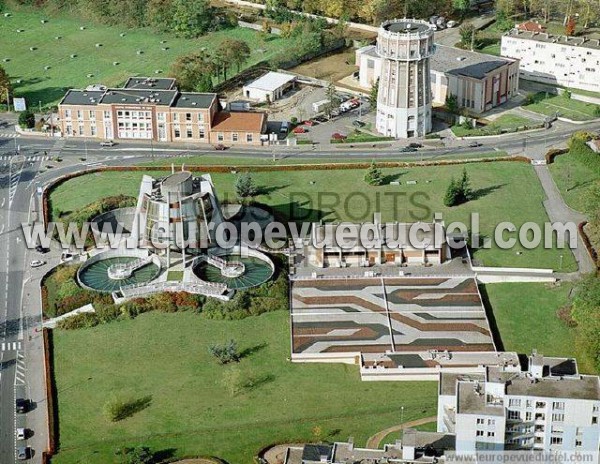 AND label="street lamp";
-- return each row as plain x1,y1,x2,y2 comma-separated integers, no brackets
559,254,564,270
